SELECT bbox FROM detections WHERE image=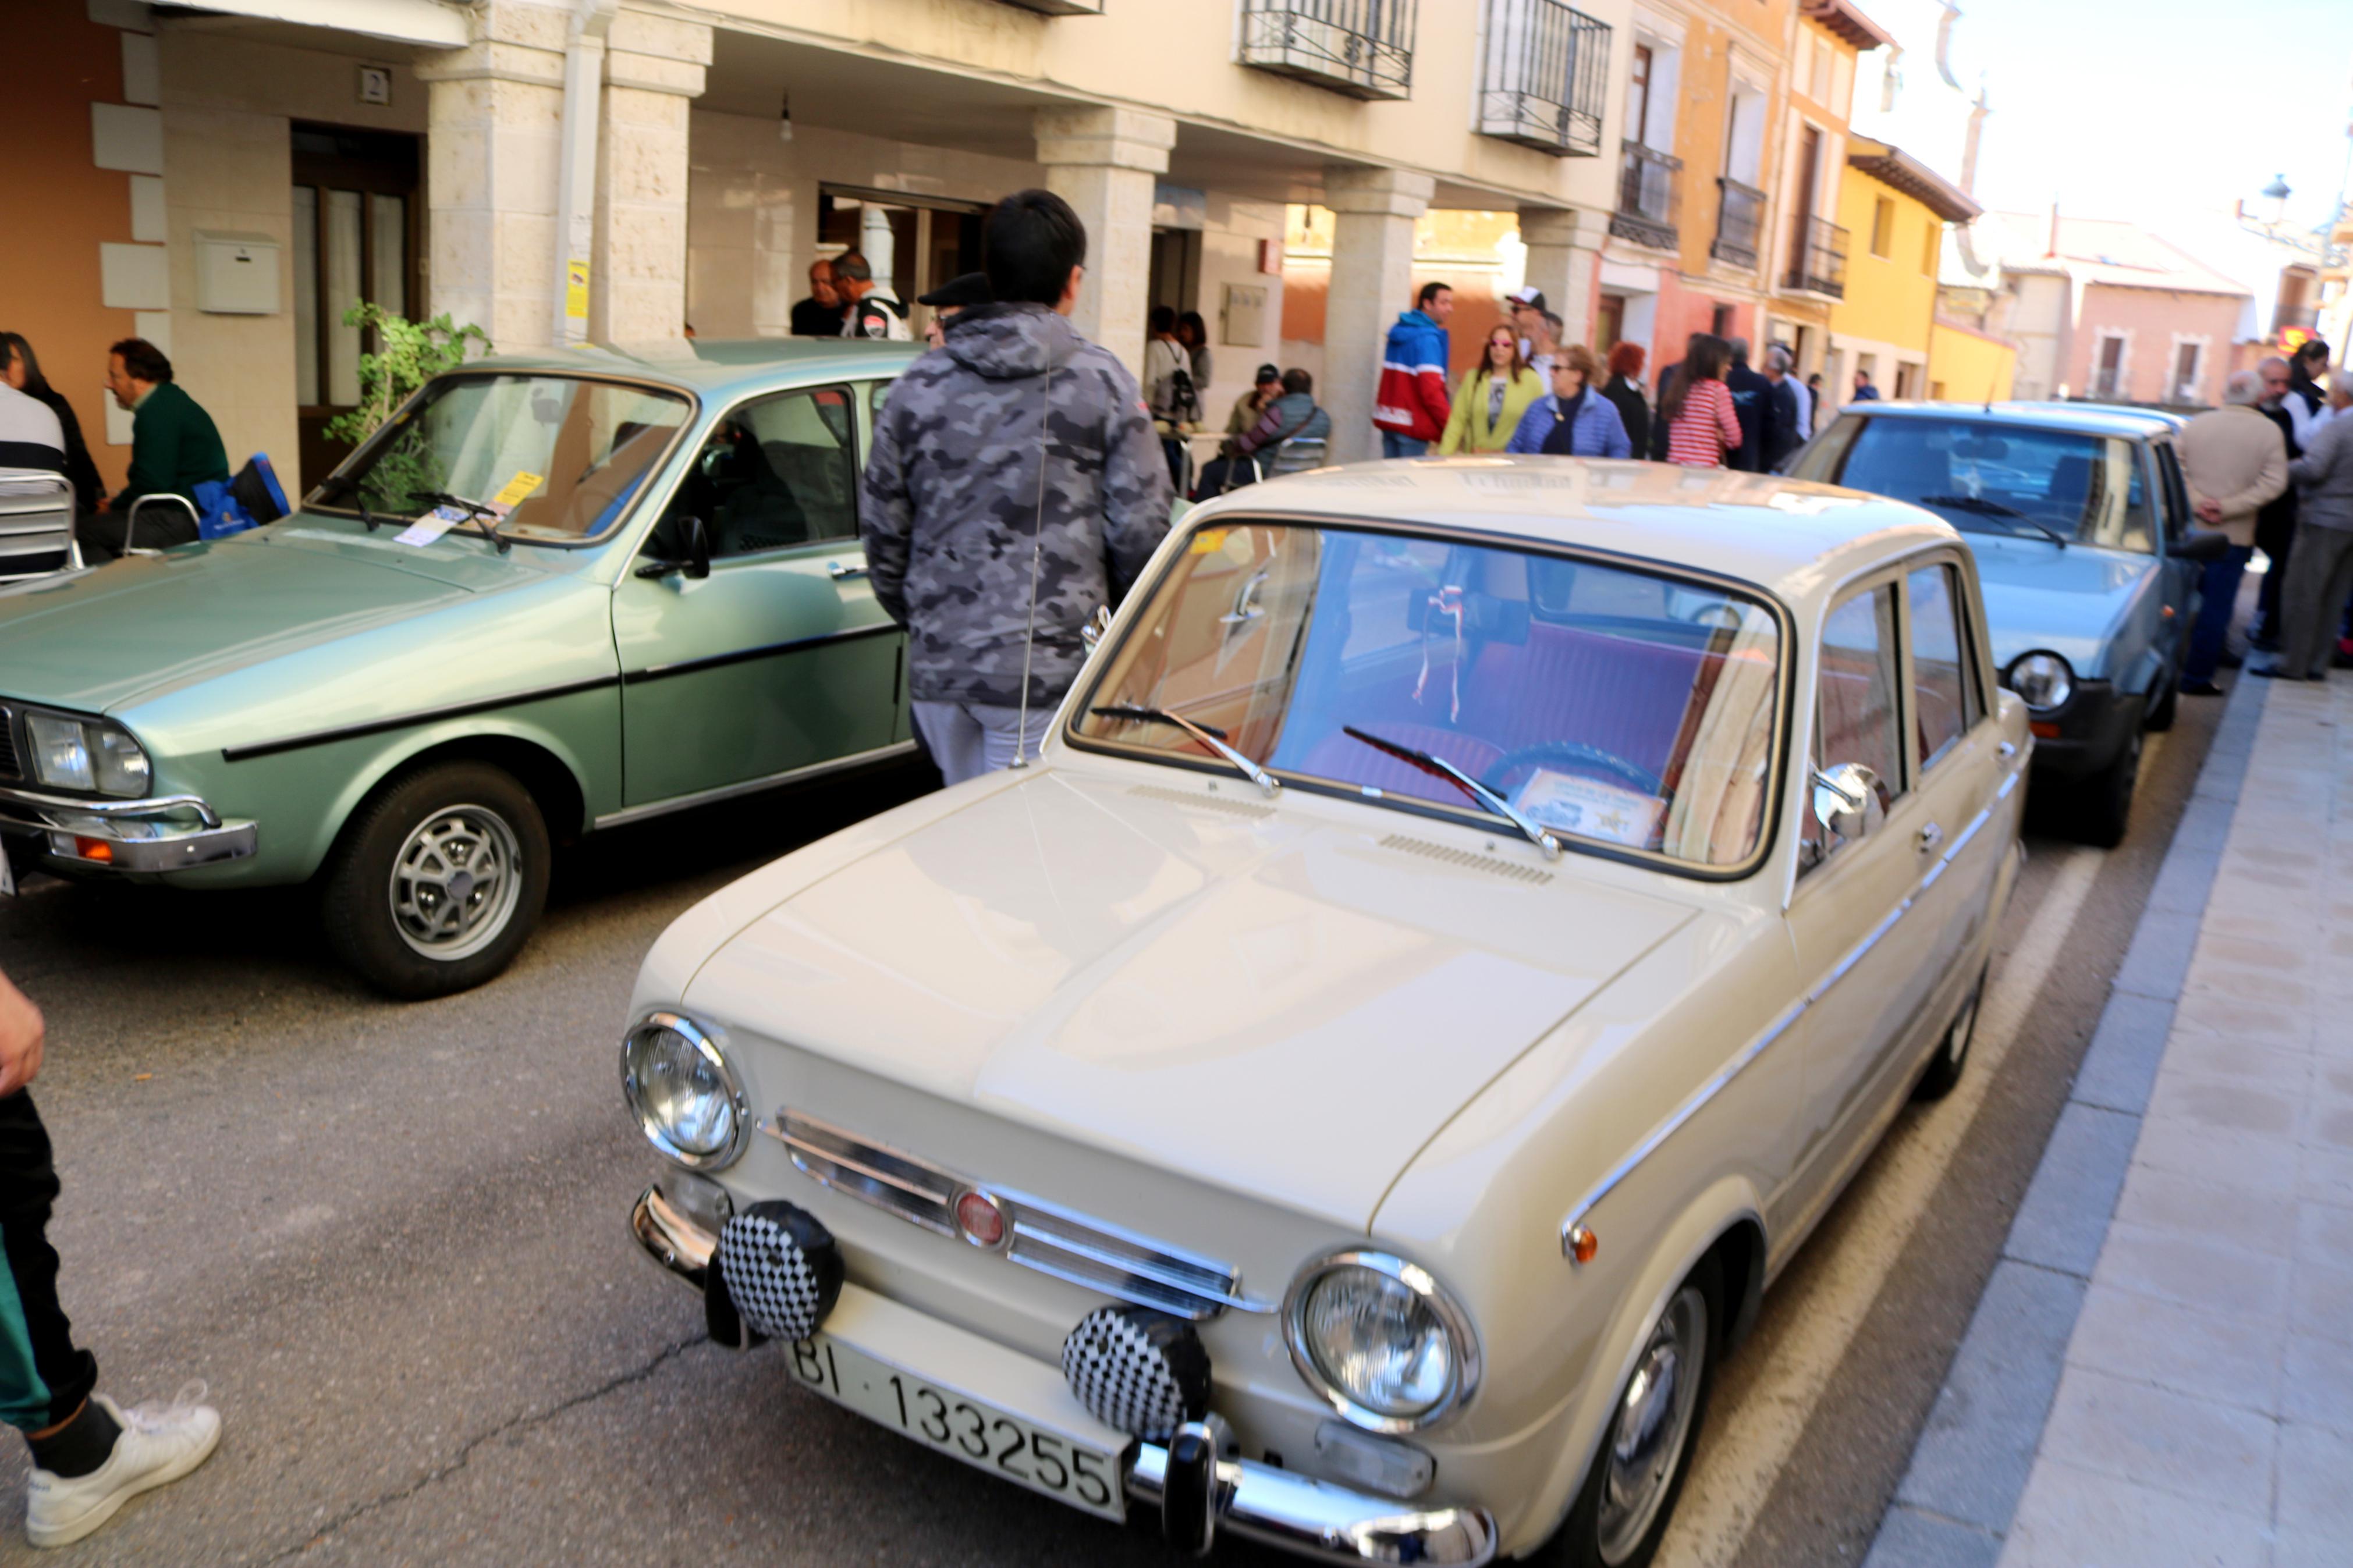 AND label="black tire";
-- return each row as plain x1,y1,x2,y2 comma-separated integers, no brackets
2144,671,2178,733
1535,1254,1723,1568
321,760,550,998
1913,967,1985,1103
2072,727,2140,848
